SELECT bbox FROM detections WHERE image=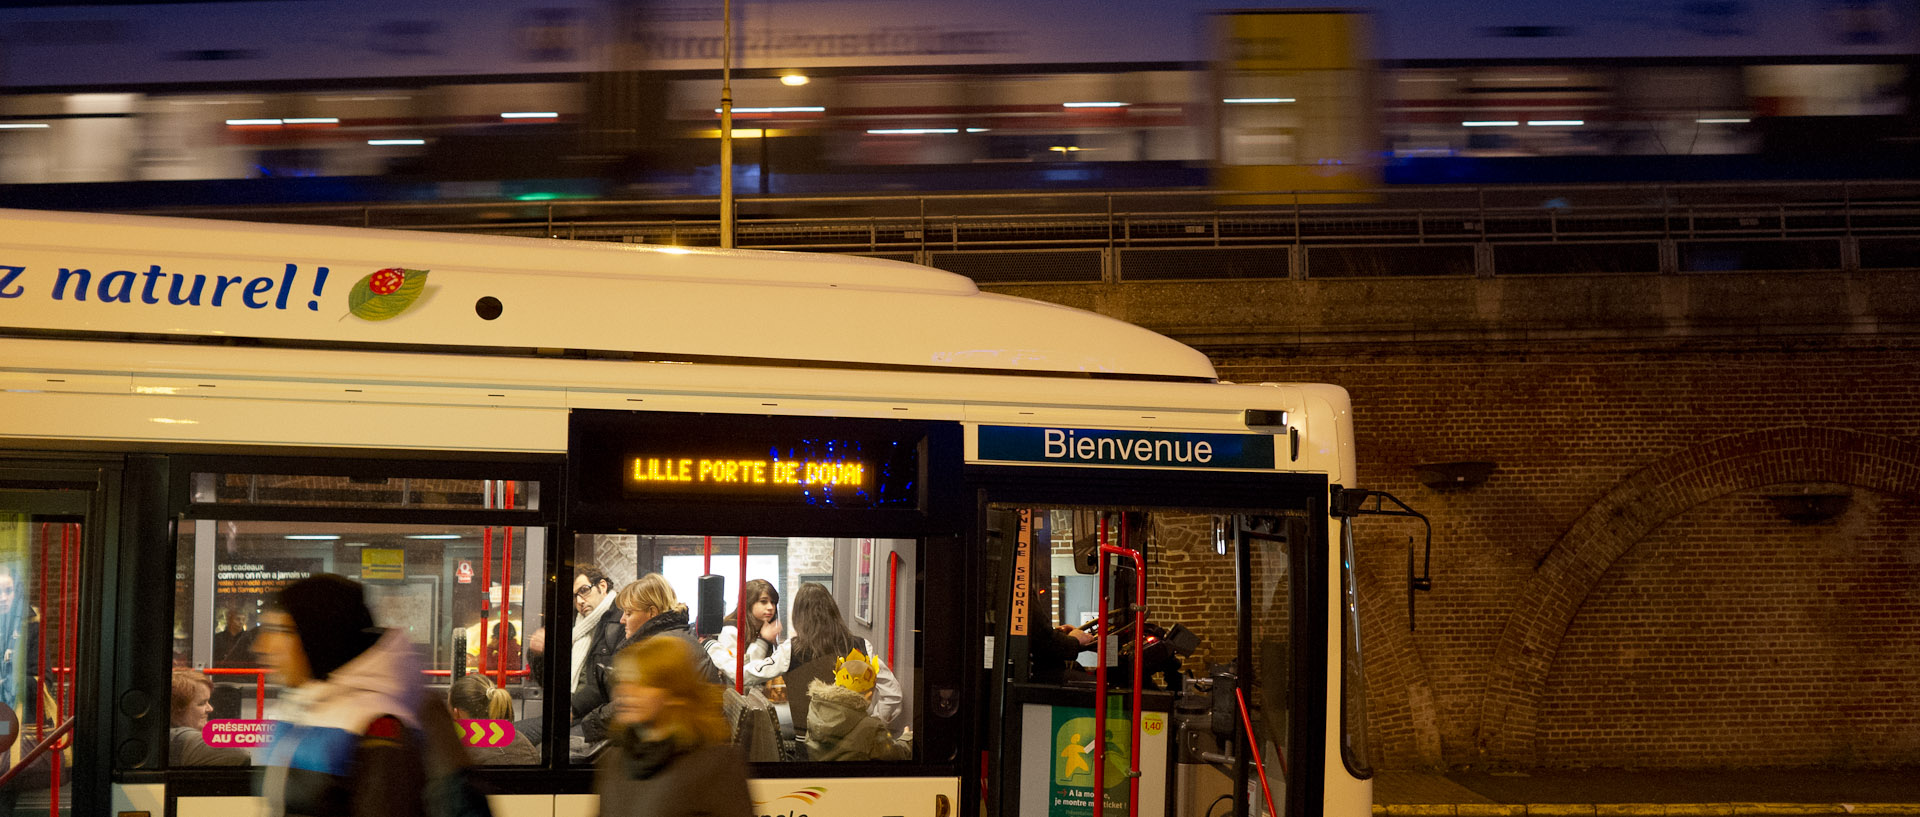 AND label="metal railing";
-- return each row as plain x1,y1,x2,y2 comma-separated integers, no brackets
137,180,1920,283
